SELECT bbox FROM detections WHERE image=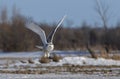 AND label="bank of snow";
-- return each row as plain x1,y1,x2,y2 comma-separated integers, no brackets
59,57,120,66
10,56,120,67
0,51,120,67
